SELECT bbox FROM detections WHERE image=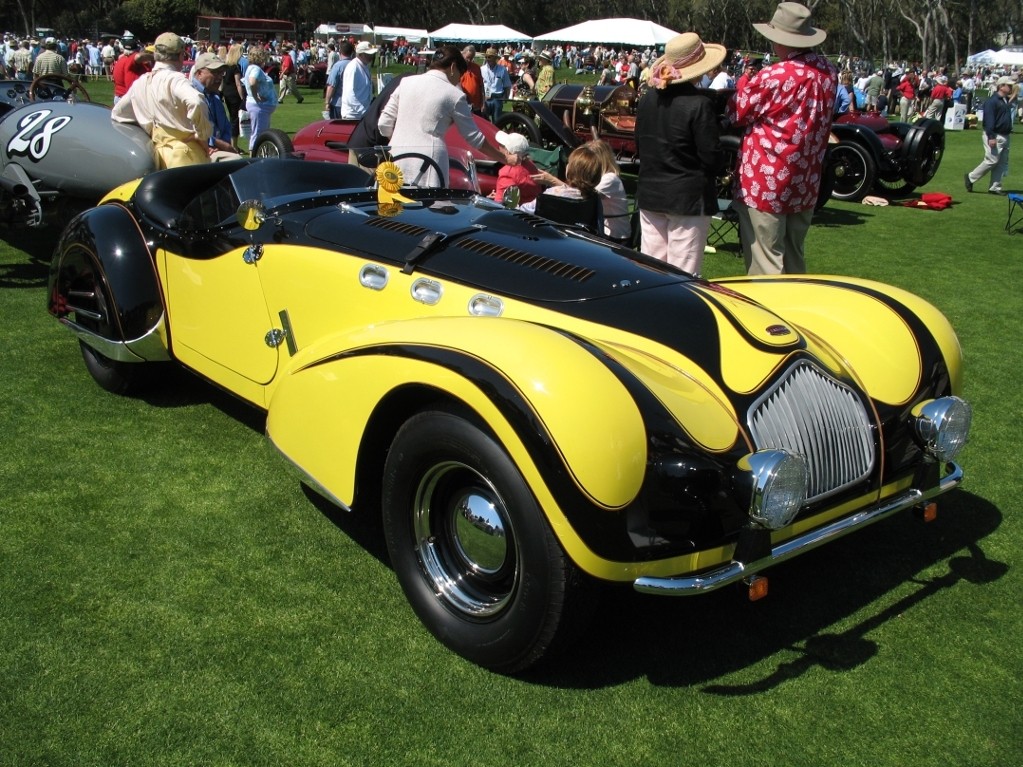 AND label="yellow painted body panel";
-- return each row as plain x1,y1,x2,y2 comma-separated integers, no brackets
159,247,278,406
718,276,964,402
101,179,143,204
